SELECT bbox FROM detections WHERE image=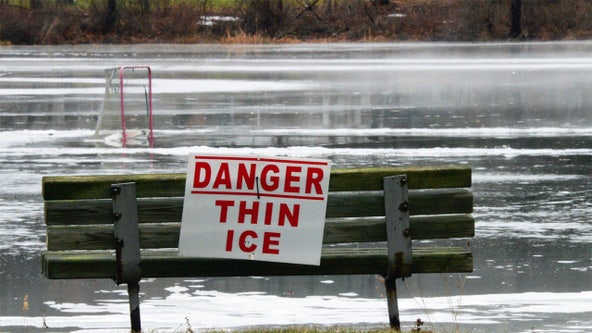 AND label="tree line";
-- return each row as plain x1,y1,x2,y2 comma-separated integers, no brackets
1,0,590,44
